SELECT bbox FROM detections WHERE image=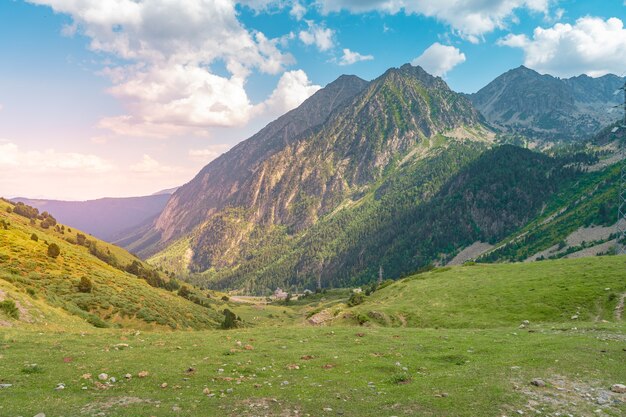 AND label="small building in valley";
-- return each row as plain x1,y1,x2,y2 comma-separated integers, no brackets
274,288,288,300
